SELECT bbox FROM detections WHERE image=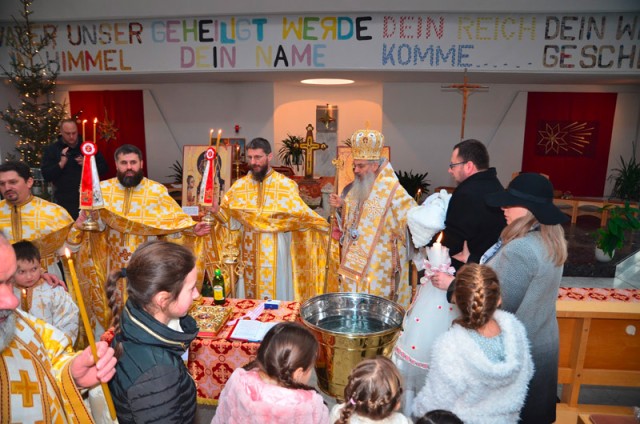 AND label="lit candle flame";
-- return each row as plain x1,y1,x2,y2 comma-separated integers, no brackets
209,129,214,146
216,129,222,150
436,232,443,244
